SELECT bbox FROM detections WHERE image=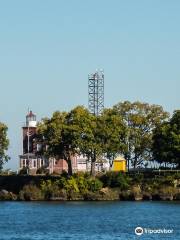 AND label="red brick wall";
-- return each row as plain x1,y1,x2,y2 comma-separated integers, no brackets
22,127,37,154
